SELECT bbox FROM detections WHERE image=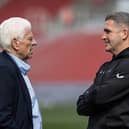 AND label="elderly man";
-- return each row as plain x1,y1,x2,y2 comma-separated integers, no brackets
0,17,42,129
